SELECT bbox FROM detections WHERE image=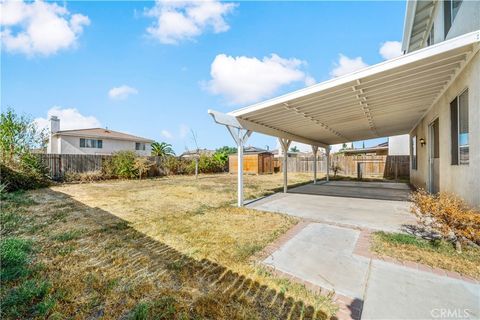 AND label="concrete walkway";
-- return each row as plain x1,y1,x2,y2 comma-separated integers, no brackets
248,183,416,232
262,222,480,320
